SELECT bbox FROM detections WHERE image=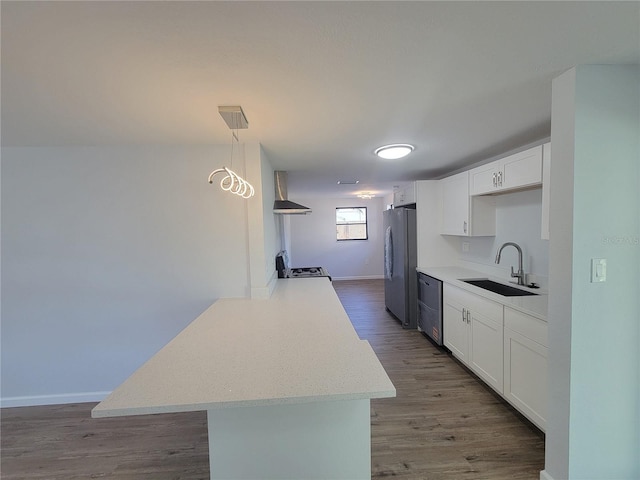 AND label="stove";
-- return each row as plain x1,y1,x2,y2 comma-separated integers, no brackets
276,252,331,281
289,266,331,278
